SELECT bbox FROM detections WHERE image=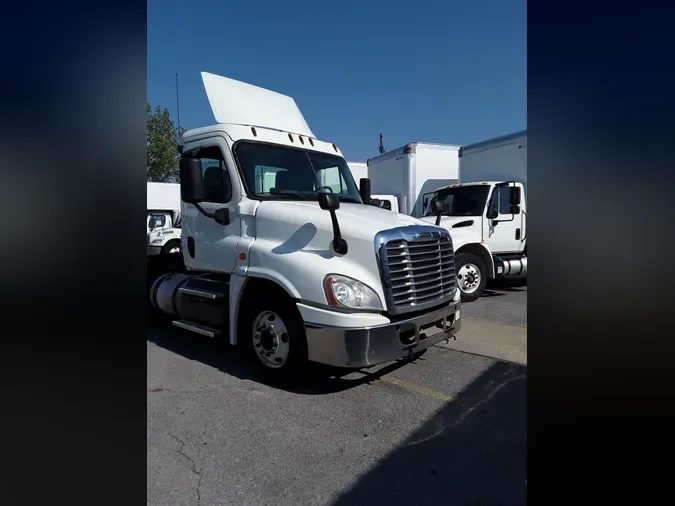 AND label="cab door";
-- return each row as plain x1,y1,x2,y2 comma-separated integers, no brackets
484,184,524,254
180,137,242,273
